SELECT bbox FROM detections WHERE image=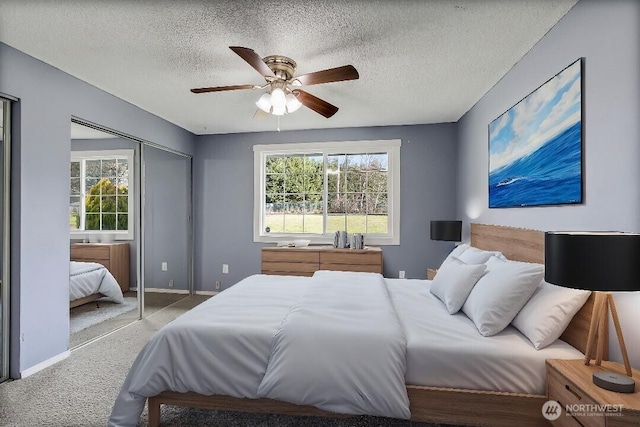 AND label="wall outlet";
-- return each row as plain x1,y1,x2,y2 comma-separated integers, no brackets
214,281,221,290
399,270,406,279
161,262,168,271
222,264,229,274
168,279,174,288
